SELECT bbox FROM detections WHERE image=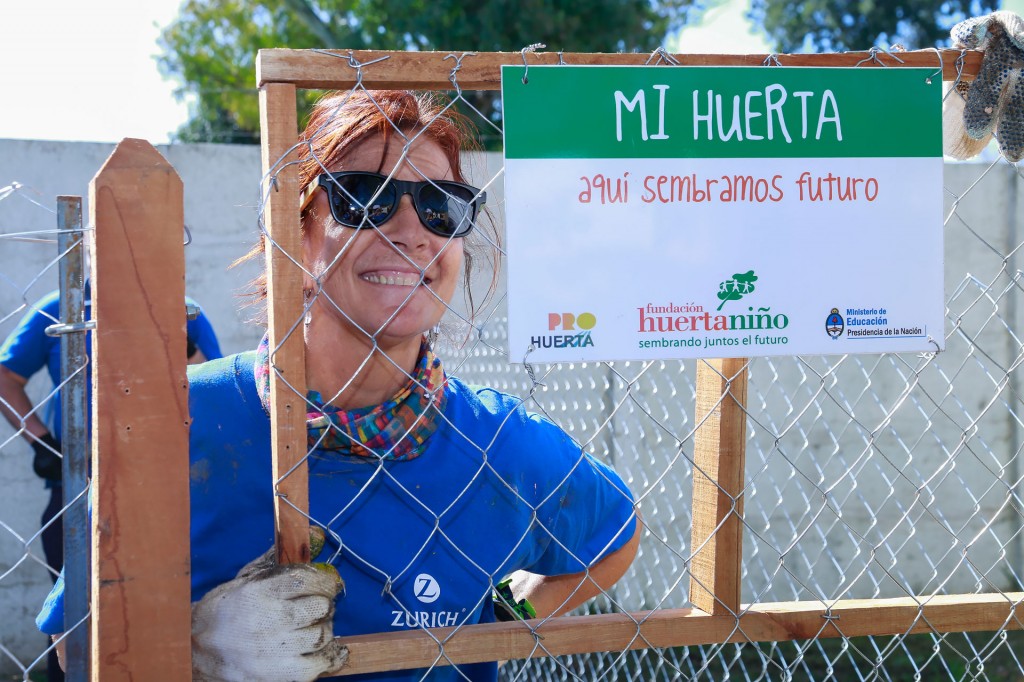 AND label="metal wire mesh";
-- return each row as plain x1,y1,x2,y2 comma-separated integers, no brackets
0,183,89,681
2,51,1021,682
254,66,1022,679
